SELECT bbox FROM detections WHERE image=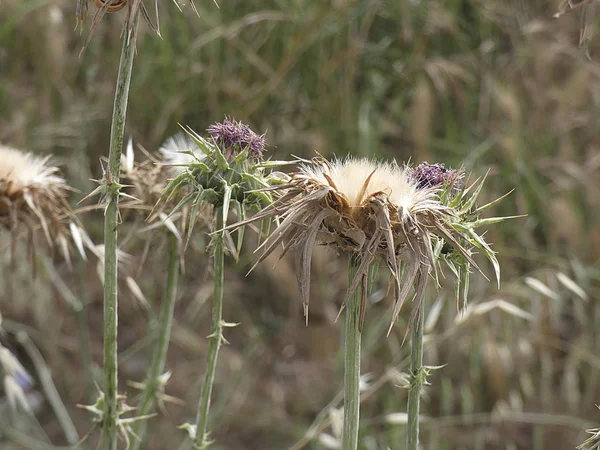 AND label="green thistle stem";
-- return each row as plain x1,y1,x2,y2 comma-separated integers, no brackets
131,235,179,450
343,255,362,450
194,207,225,448
101,13,139,450
407,302,425,450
